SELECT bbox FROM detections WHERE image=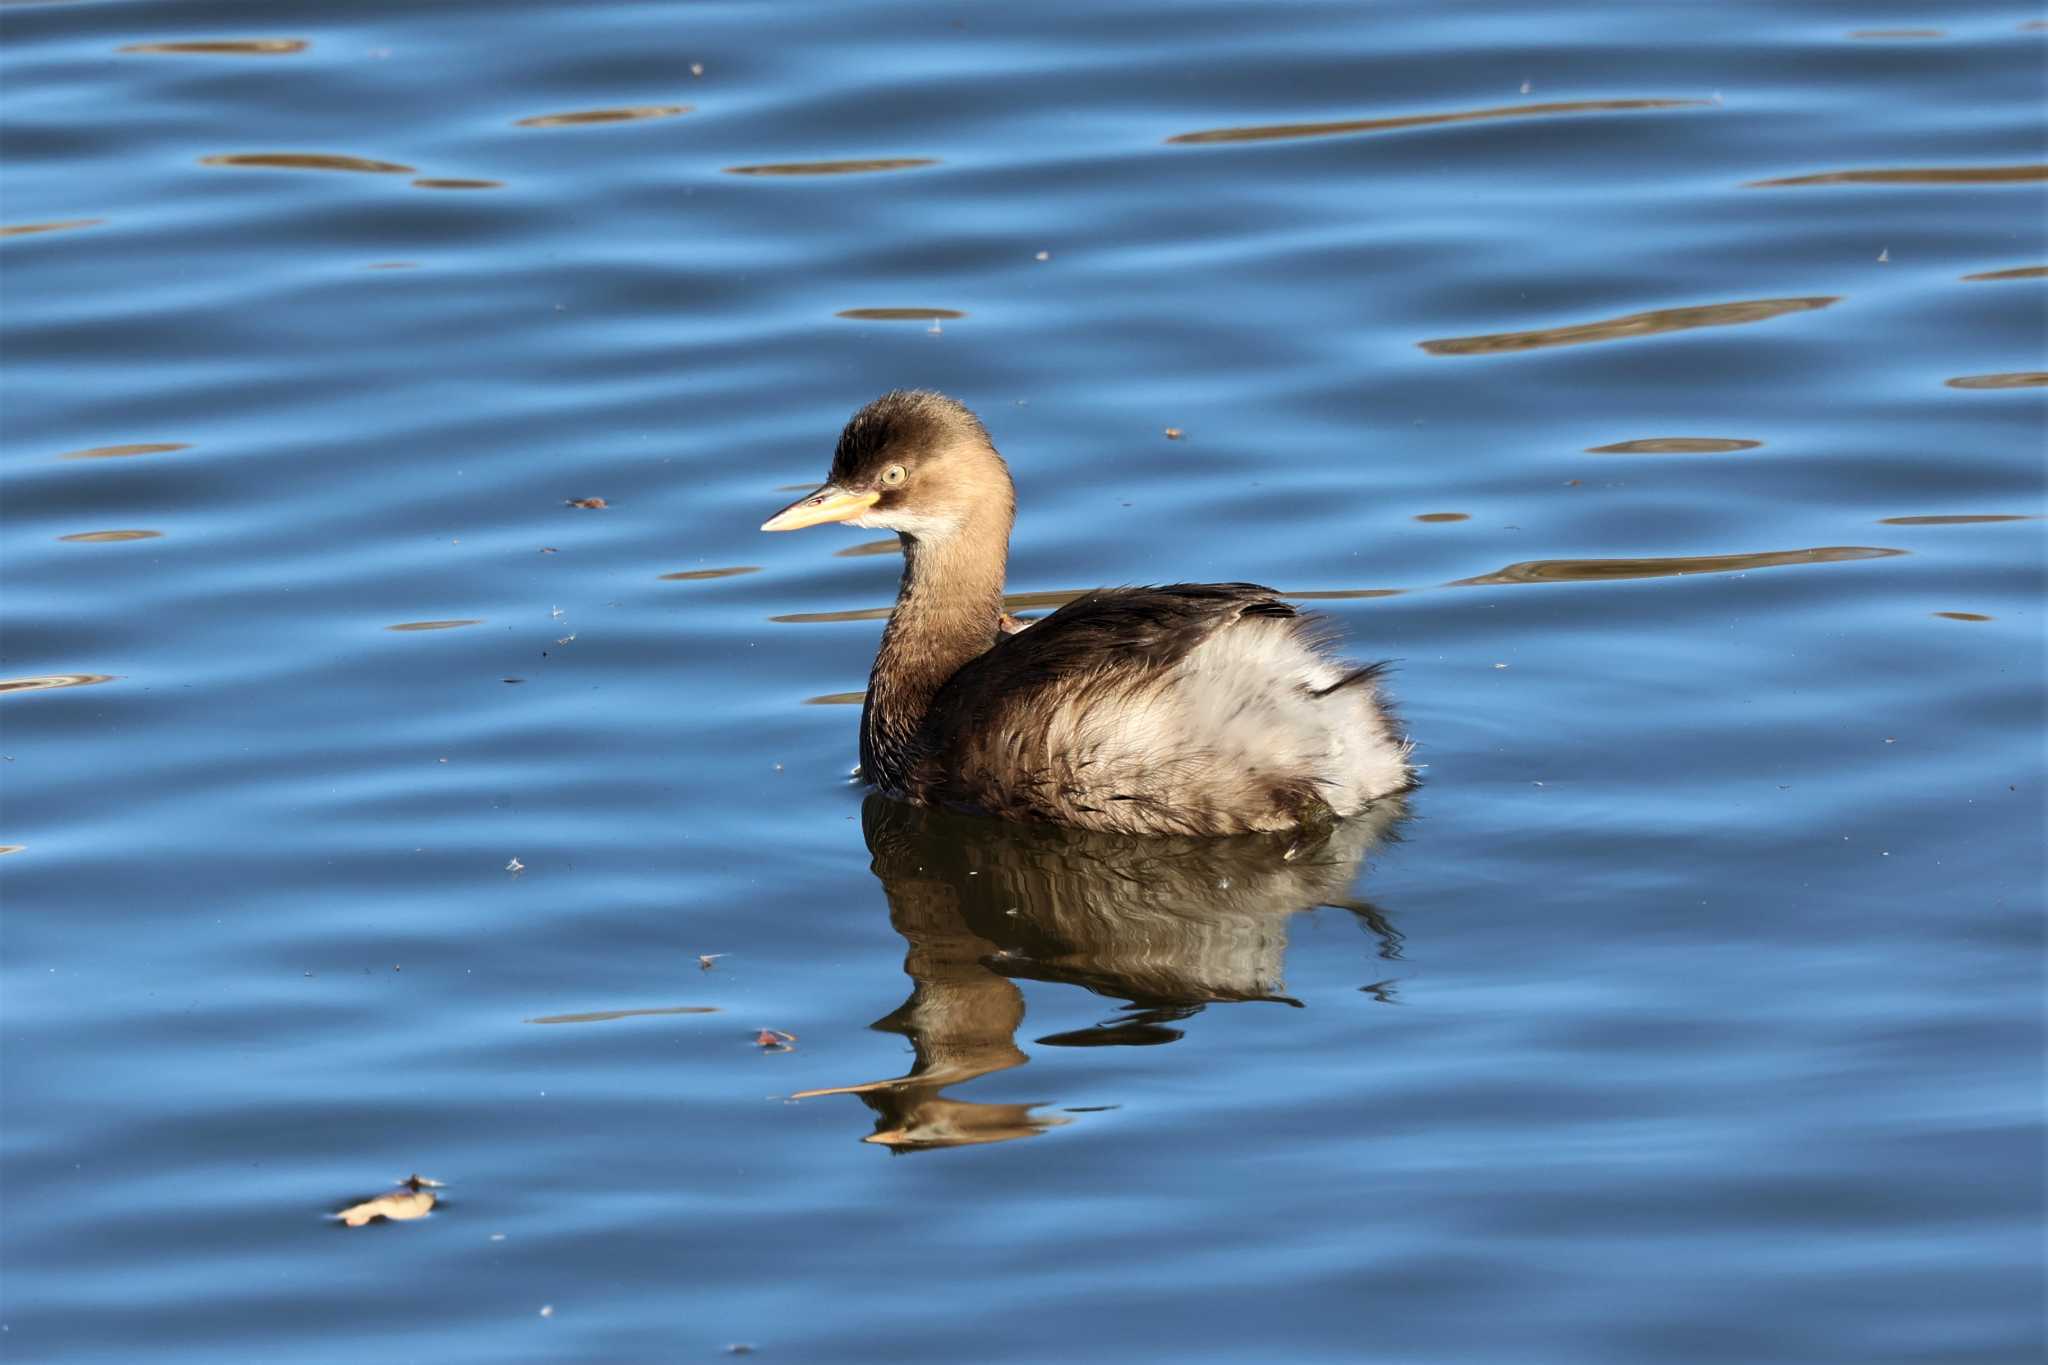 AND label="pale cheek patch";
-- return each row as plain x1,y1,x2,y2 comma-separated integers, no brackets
853,508,963,539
